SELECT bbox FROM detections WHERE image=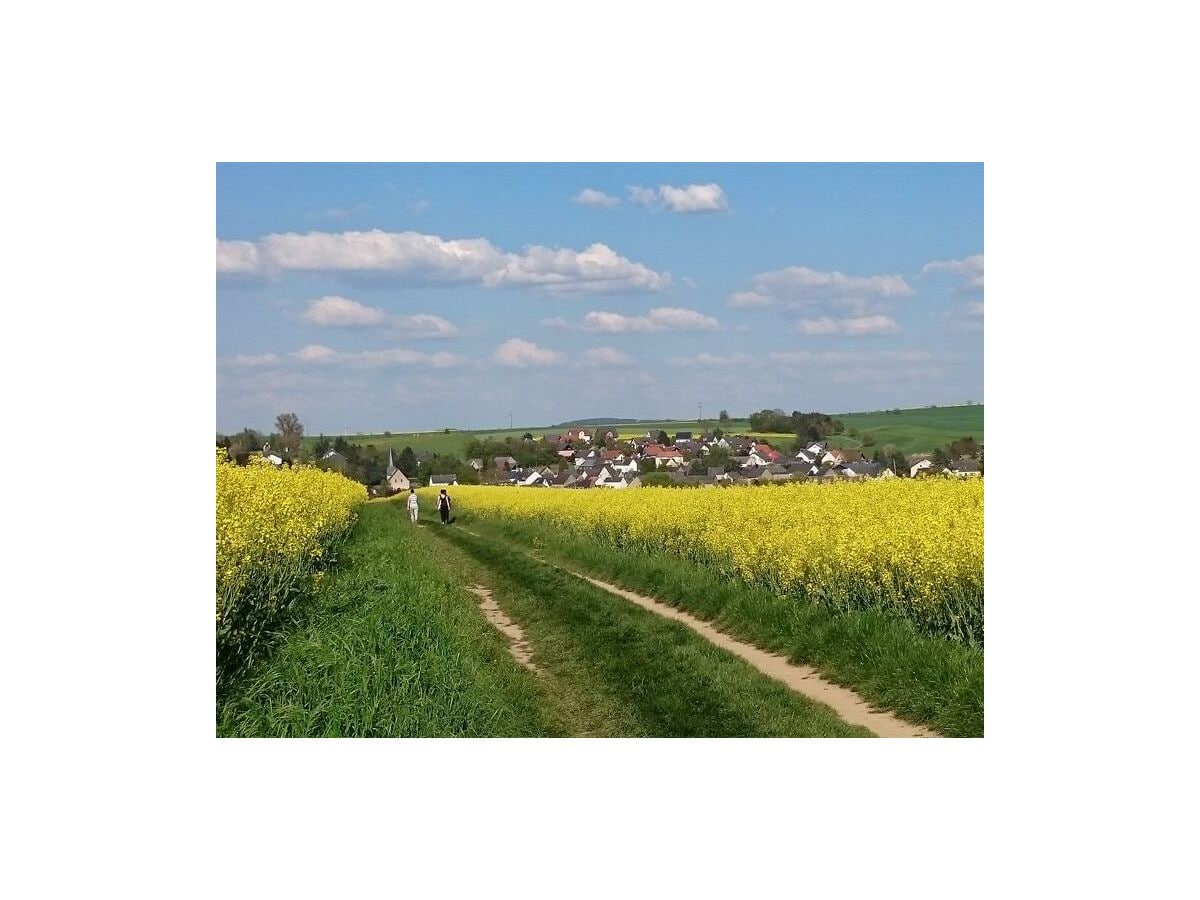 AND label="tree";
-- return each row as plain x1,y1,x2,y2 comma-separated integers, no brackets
274,413,304,456
639,457,658,474
655,430,669,445
398,446,418,475
706,446,732,471
719,409,730,423
313,434,331,457
522,432,534,442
